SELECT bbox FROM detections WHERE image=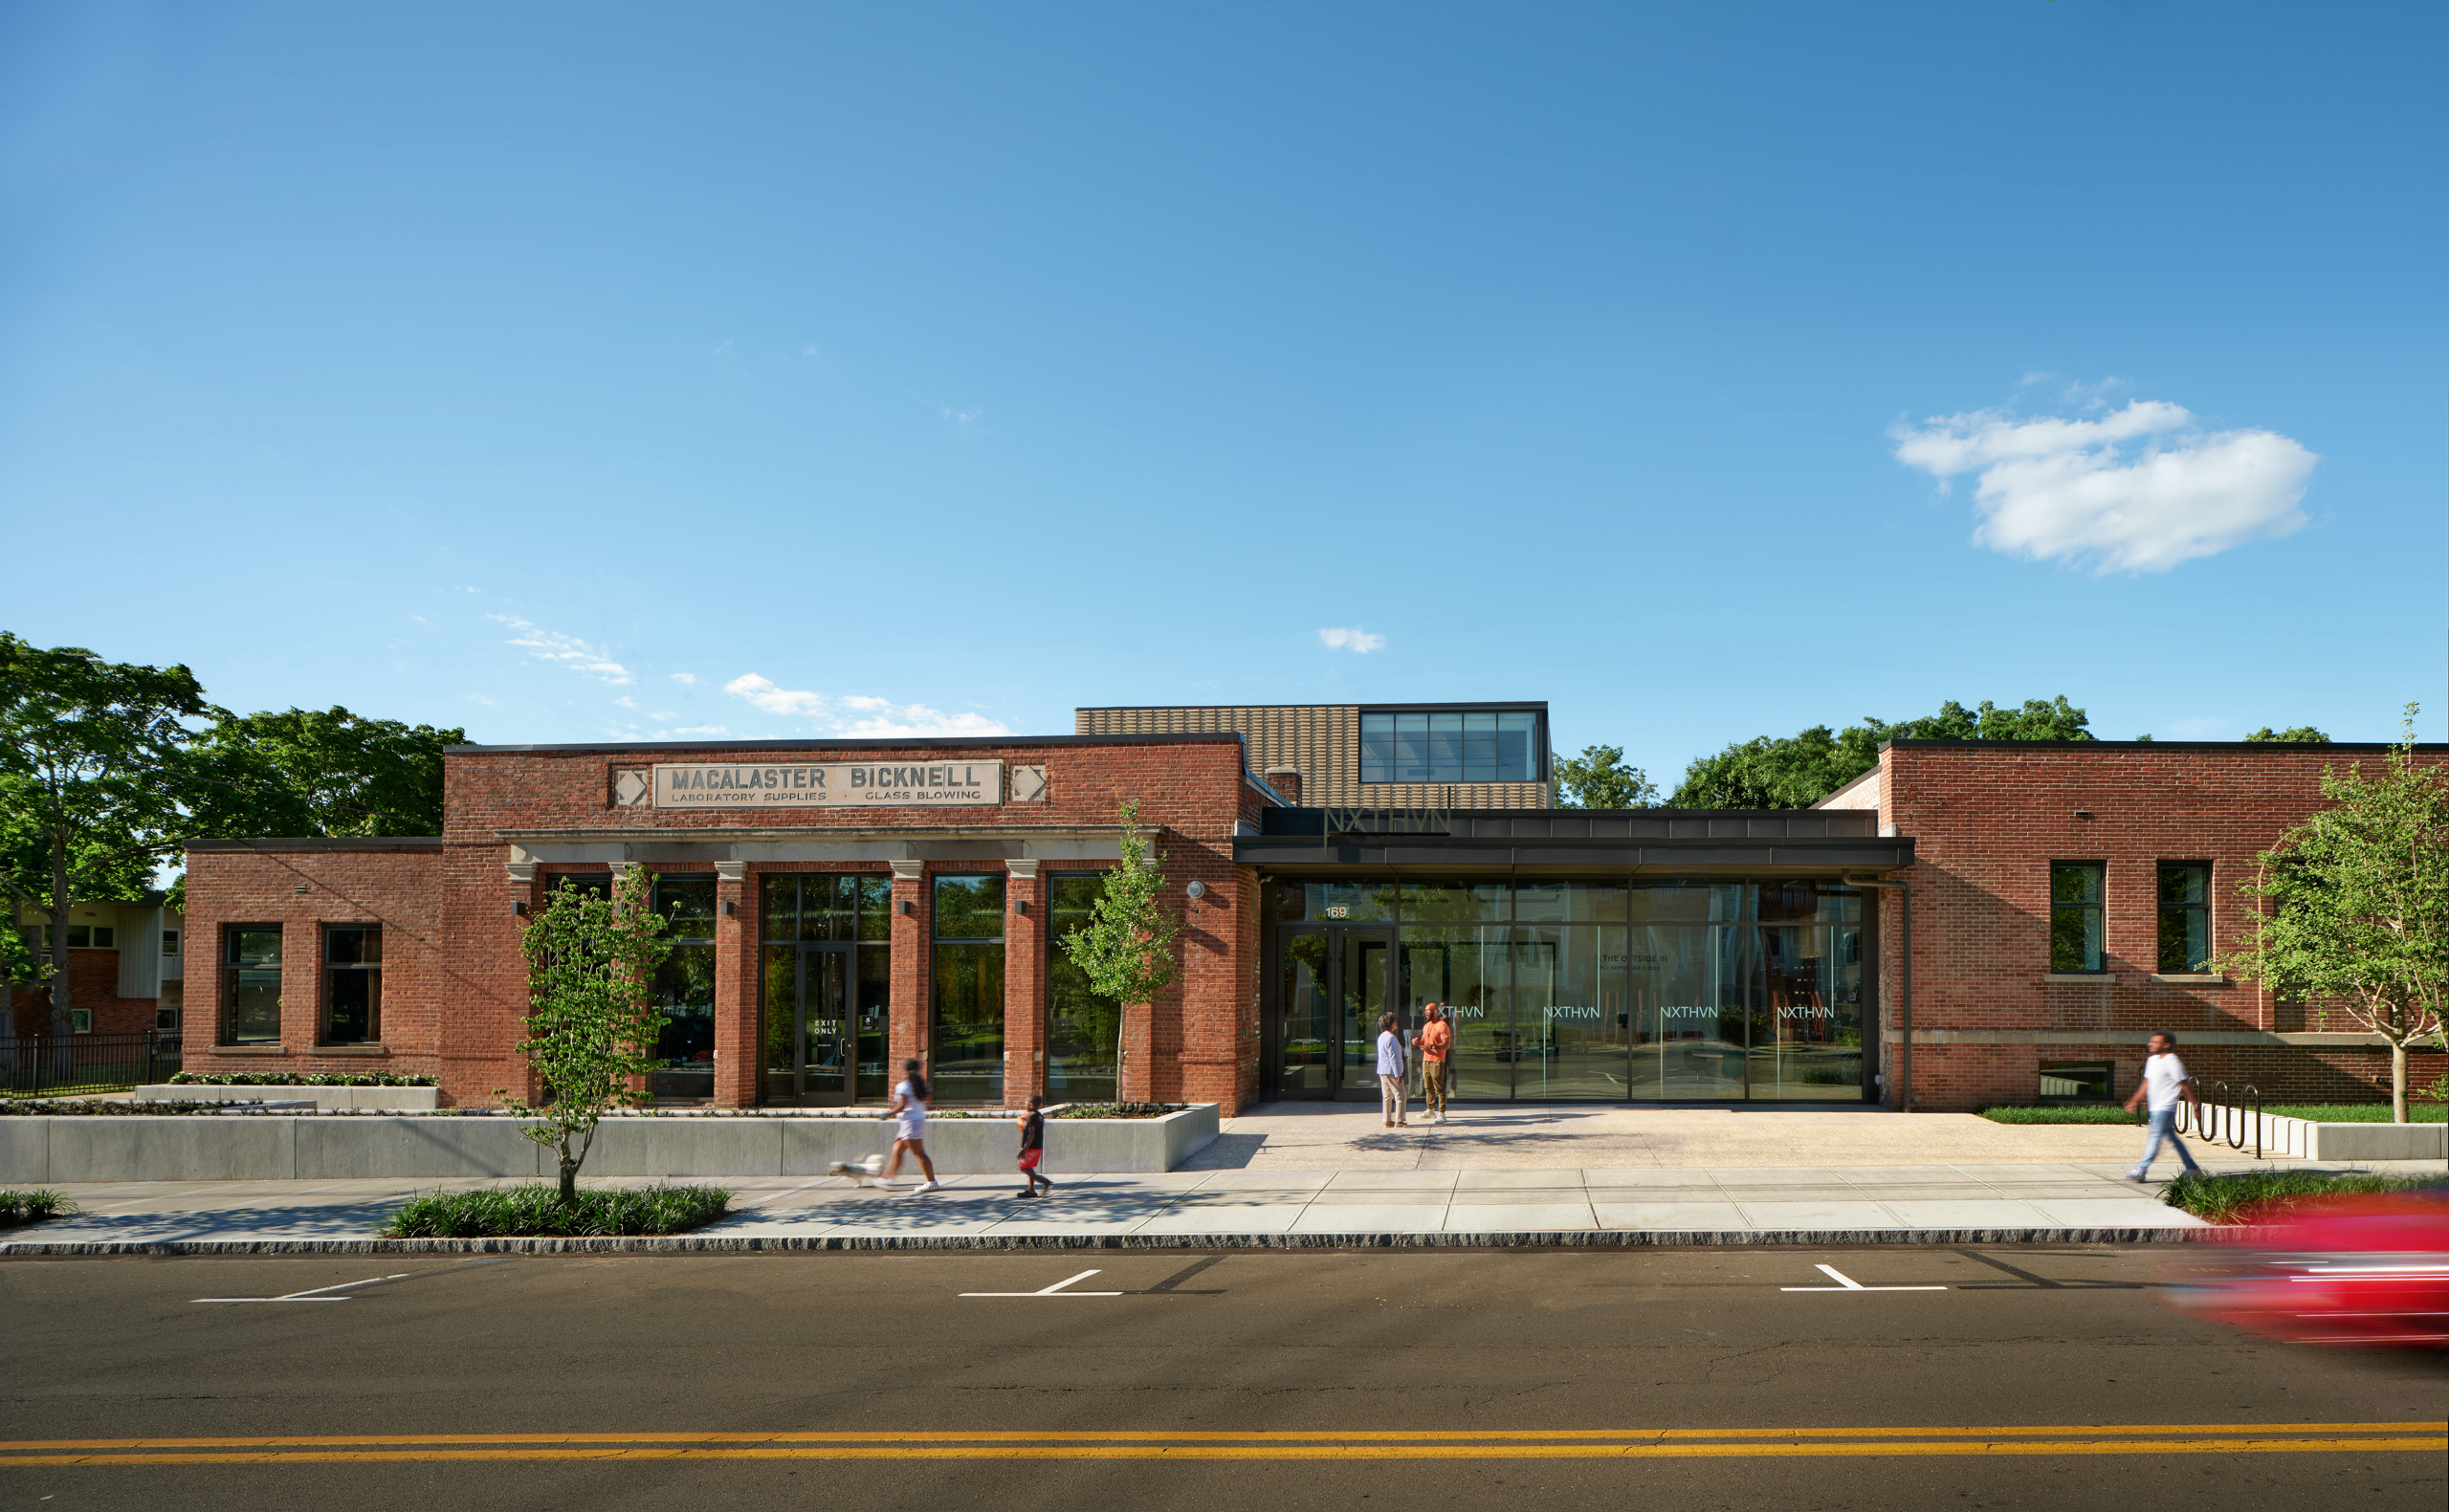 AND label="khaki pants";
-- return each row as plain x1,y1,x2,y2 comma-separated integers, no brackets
1380,1073,1406,1124
1420,1060,1448,1115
